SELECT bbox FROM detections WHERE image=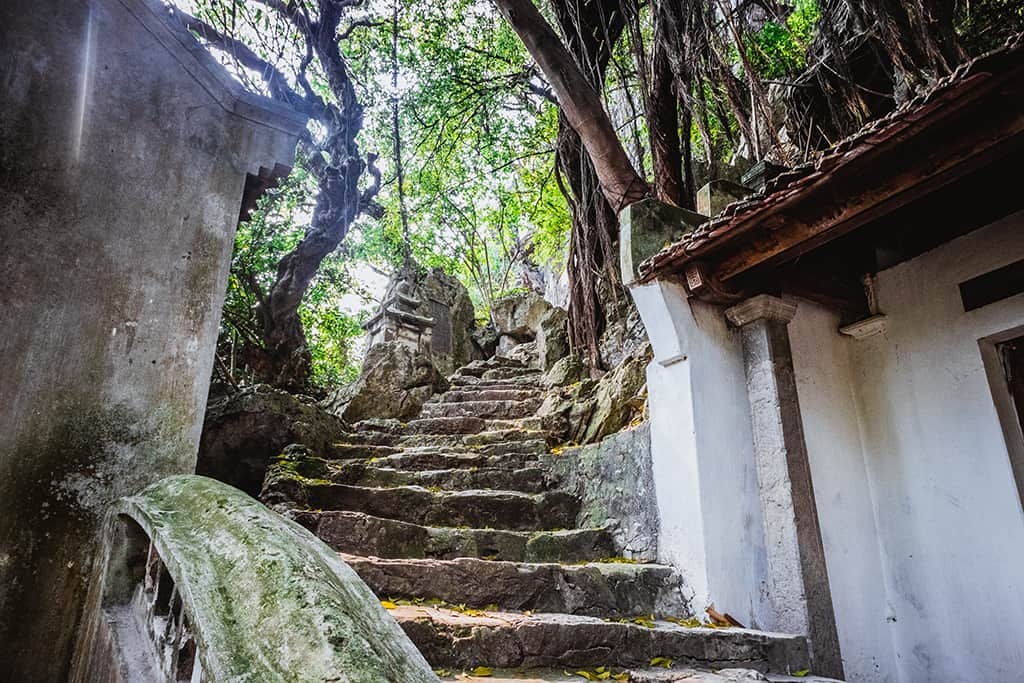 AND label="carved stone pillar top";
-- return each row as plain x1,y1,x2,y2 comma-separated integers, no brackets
725,294,797,327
